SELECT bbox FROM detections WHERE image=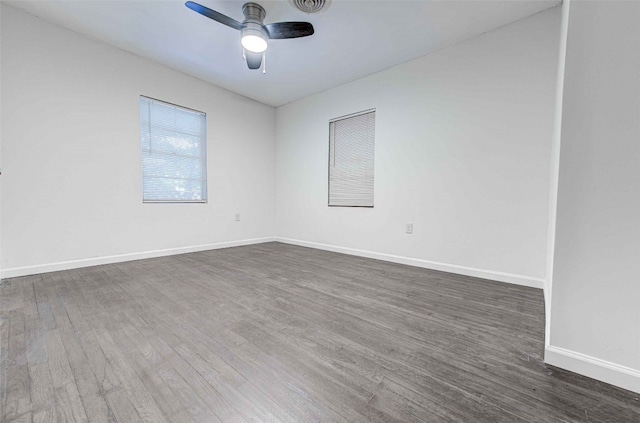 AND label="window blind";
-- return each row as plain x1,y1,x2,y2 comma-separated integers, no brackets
329,110,375,207
139,96,207,202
